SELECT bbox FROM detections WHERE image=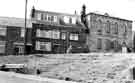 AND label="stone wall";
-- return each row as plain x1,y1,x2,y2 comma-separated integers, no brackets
86,13,133,52
28,53,135,83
